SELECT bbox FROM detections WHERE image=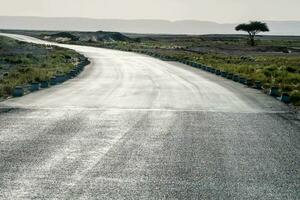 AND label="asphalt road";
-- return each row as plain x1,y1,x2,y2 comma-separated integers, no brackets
0,34,299,199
